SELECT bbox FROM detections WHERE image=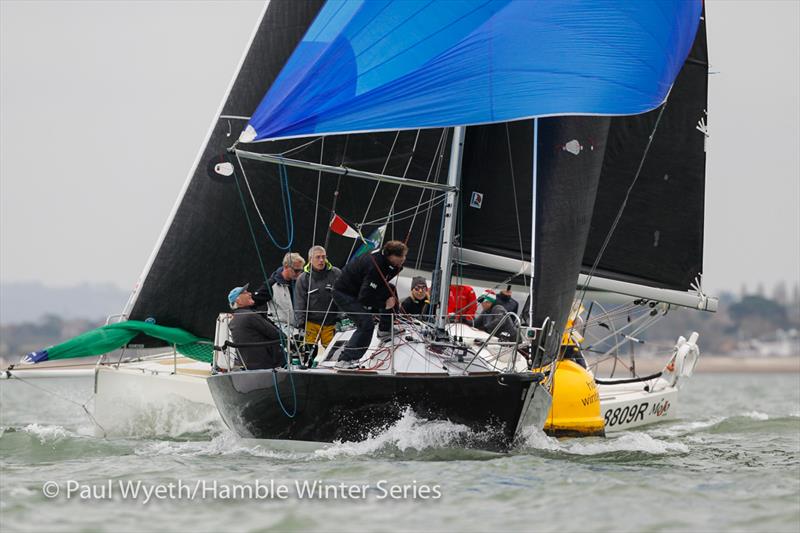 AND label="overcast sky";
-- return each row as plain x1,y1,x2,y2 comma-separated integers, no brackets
1,0,798,297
